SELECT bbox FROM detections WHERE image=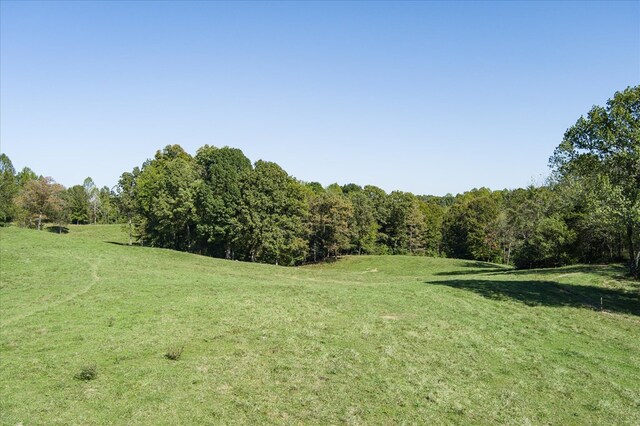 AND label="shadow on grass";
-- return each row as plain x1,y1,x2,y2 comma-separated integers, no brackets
434,260,510,276
47,226,69,234
425,278,640,316
486,264,634,282
465,261,501,269
106,241,131,246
